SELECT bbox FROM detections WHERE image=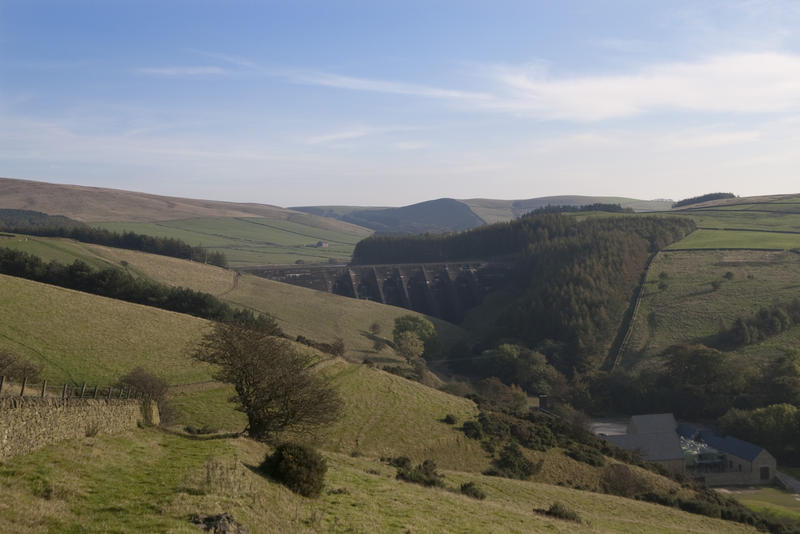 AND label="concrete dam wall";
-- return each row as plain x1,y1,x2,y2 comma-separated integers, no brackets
243,262,512,322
